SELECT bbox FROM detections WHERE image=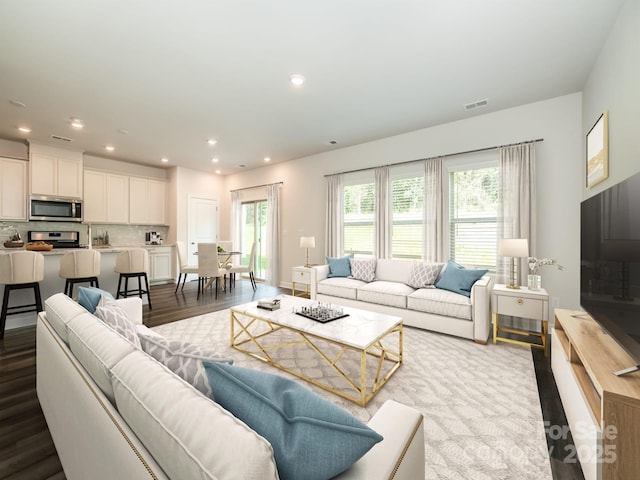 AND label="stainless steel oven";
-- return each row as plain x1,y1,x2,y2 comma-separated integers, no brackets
29,195,83,222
